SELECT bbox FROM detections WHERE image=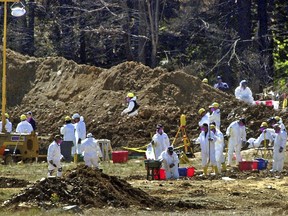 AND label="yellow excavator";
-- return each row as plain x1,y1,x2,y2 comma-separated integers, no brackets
0,132,40,164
